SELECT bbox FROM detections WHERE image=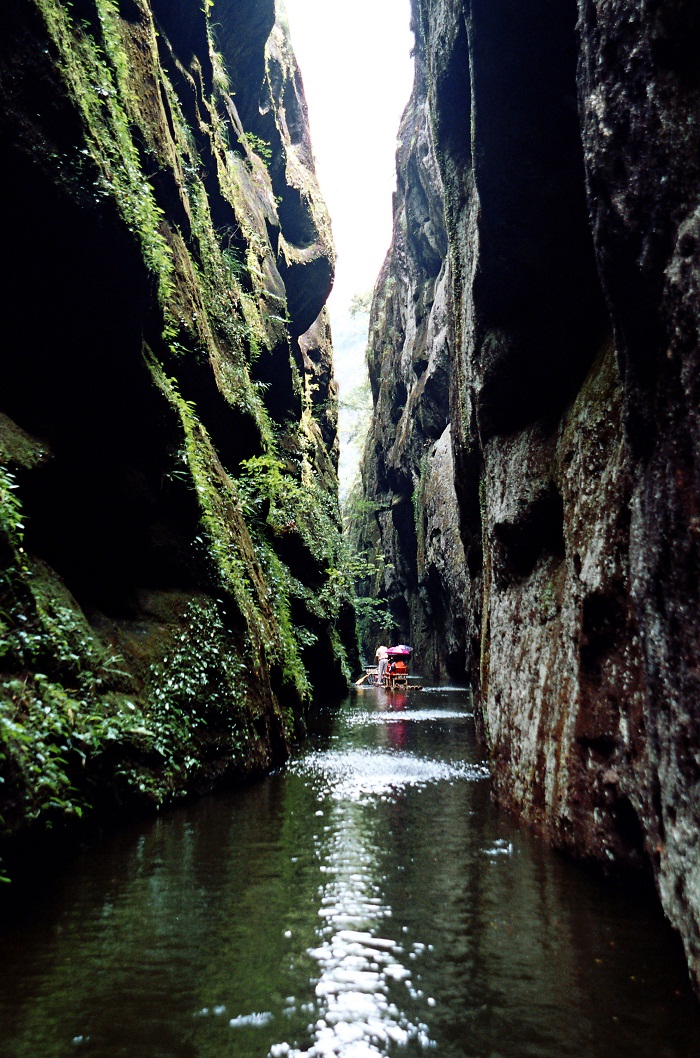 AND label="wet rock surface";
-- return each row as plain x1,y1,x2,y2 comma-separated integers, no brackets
353,44,467,681
578,0,700,982
359,0,700,985
0,0,354,850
